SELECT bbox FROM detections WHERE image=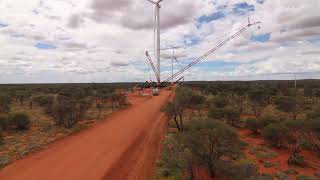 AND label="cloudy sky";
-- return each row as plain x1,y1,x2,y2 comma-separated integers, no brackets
0,0,320,83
